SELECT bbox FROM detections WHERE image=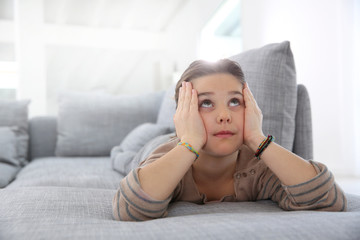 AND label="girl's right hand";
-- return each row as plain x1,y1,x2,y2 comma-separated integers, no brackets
173,81,207,151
